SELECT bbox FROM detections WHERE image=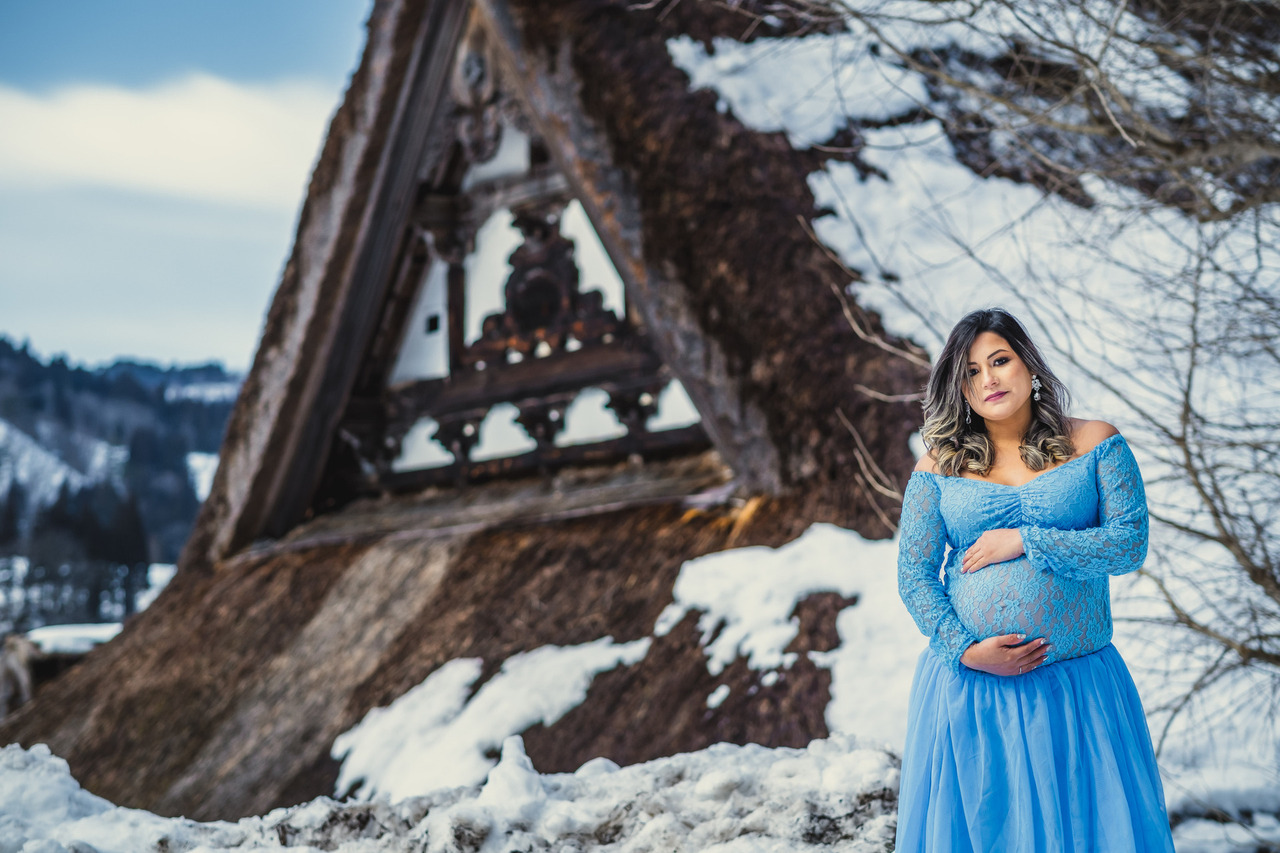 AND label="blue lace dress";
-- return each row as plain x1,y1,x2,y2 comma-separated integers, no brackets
895,433,1175,852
